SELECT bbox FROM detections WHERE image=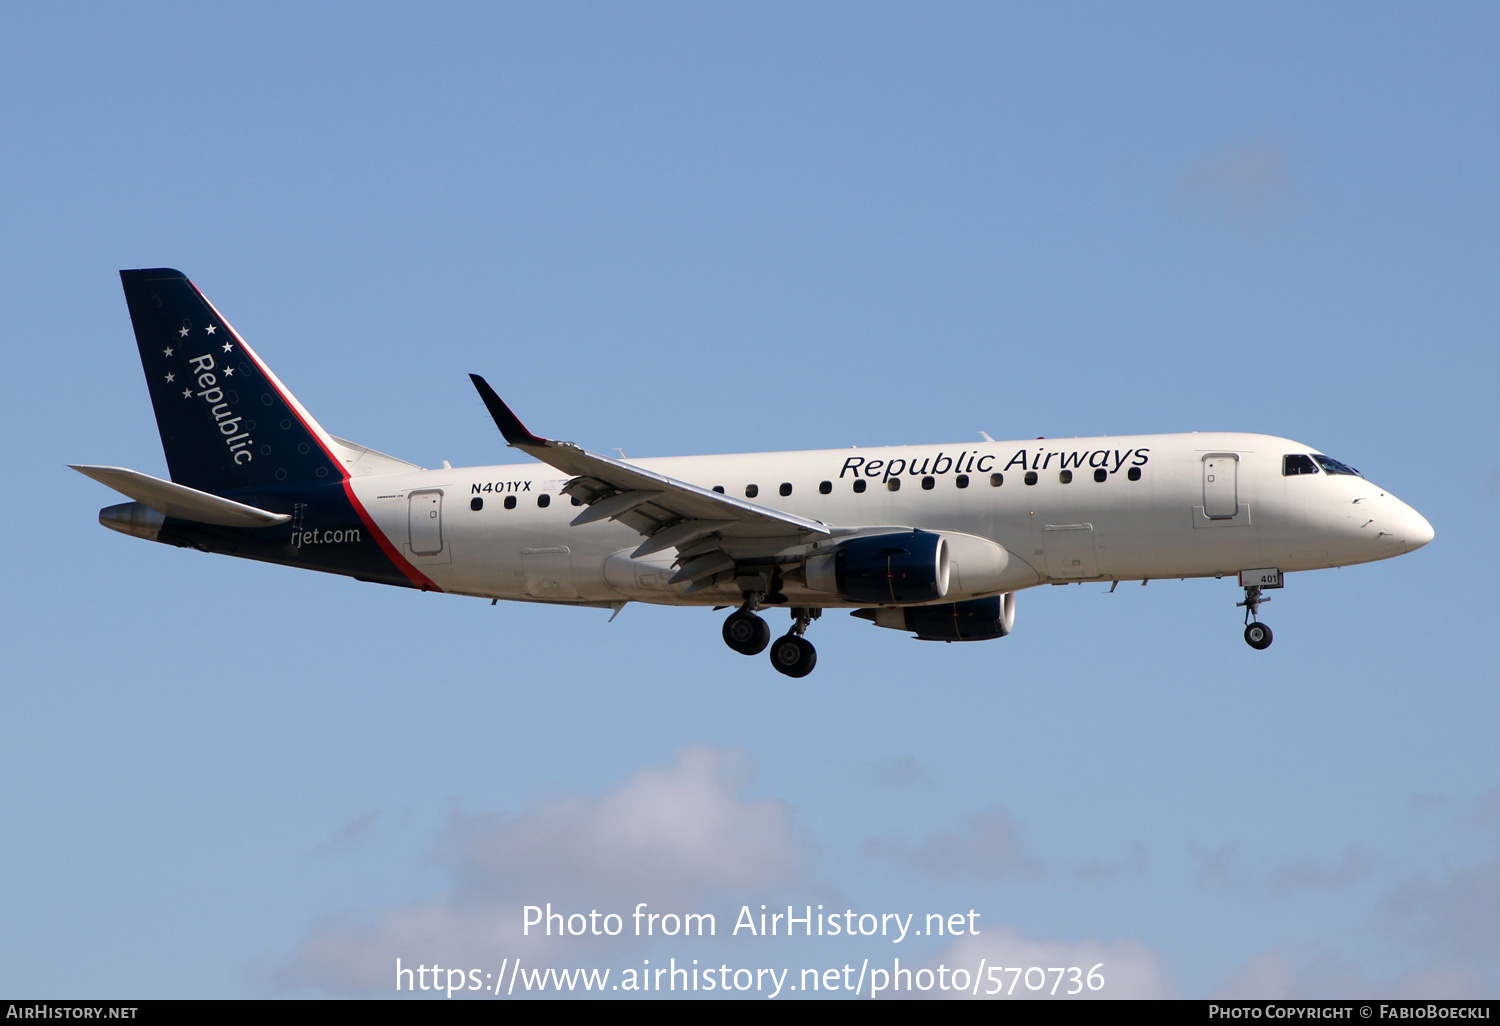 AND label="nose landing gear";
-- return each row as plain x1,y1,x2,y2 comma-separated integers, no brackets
1238,585,1273,650
1244,621,1273,649
769,607,821,678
